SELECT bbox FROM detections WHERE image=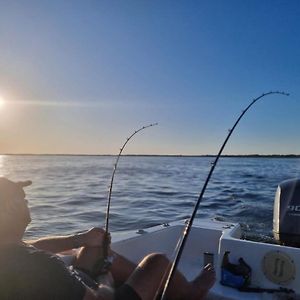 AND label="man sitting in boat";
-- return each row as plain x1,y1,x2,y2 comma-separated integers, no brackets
0,177,215,300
